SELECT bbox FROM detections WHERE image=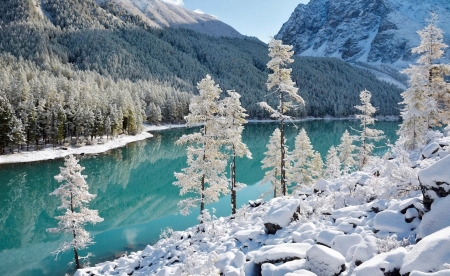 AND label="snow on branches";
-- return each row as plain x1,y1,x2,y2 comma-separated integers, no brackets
47,155,103,269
